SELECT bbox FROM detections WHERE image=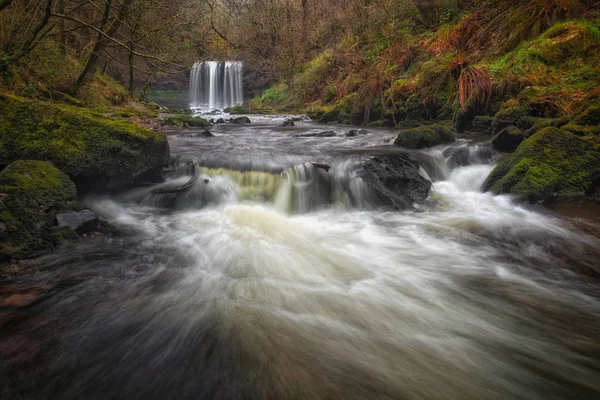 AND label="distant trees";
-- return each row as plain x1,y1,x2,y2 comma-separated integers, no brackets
0,0,199,96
